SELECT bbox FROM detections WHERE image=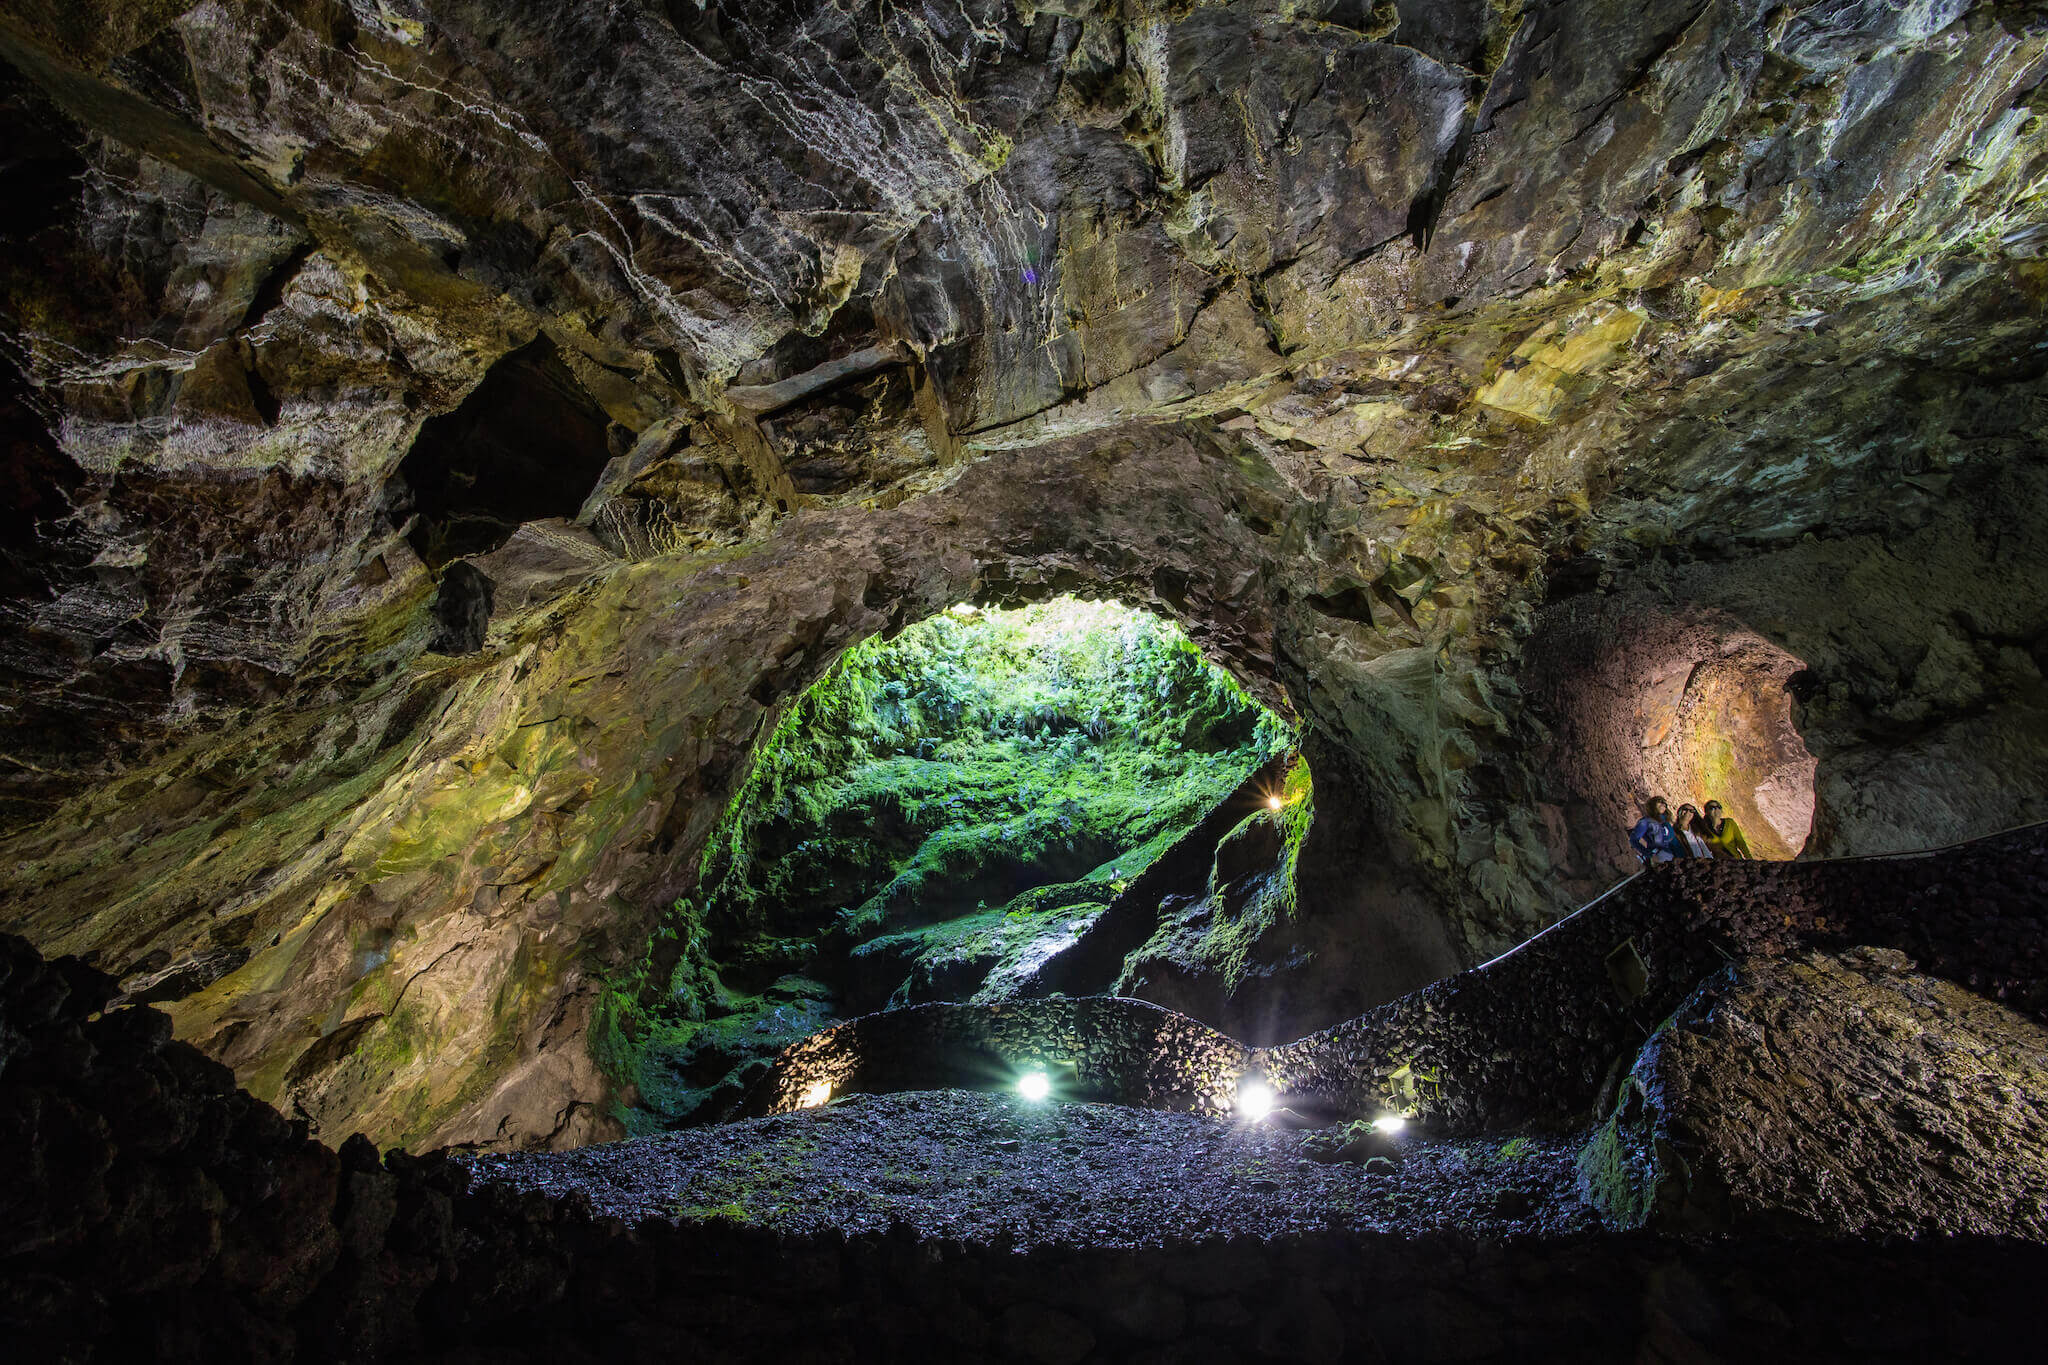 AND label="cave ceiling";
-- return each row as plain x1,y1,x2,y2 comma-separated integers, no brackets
2,0,2046,1150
